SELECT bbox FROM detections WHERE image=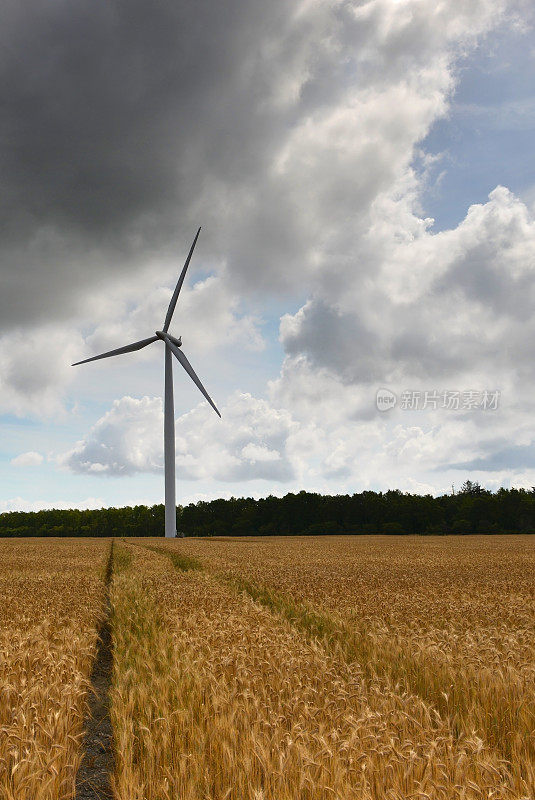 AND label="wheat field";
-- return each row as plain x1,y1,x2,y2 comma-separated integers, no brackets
0,535,533,798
